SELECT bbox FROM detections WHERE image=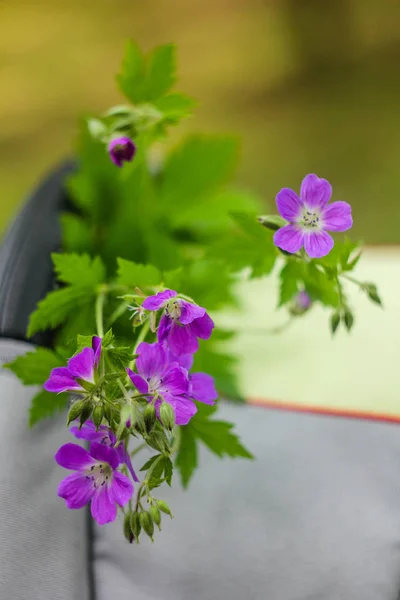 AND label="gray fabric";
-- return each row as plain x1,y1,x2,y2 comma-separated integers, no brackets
94,405,400,600
2,338,400,600
0,339,89,600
